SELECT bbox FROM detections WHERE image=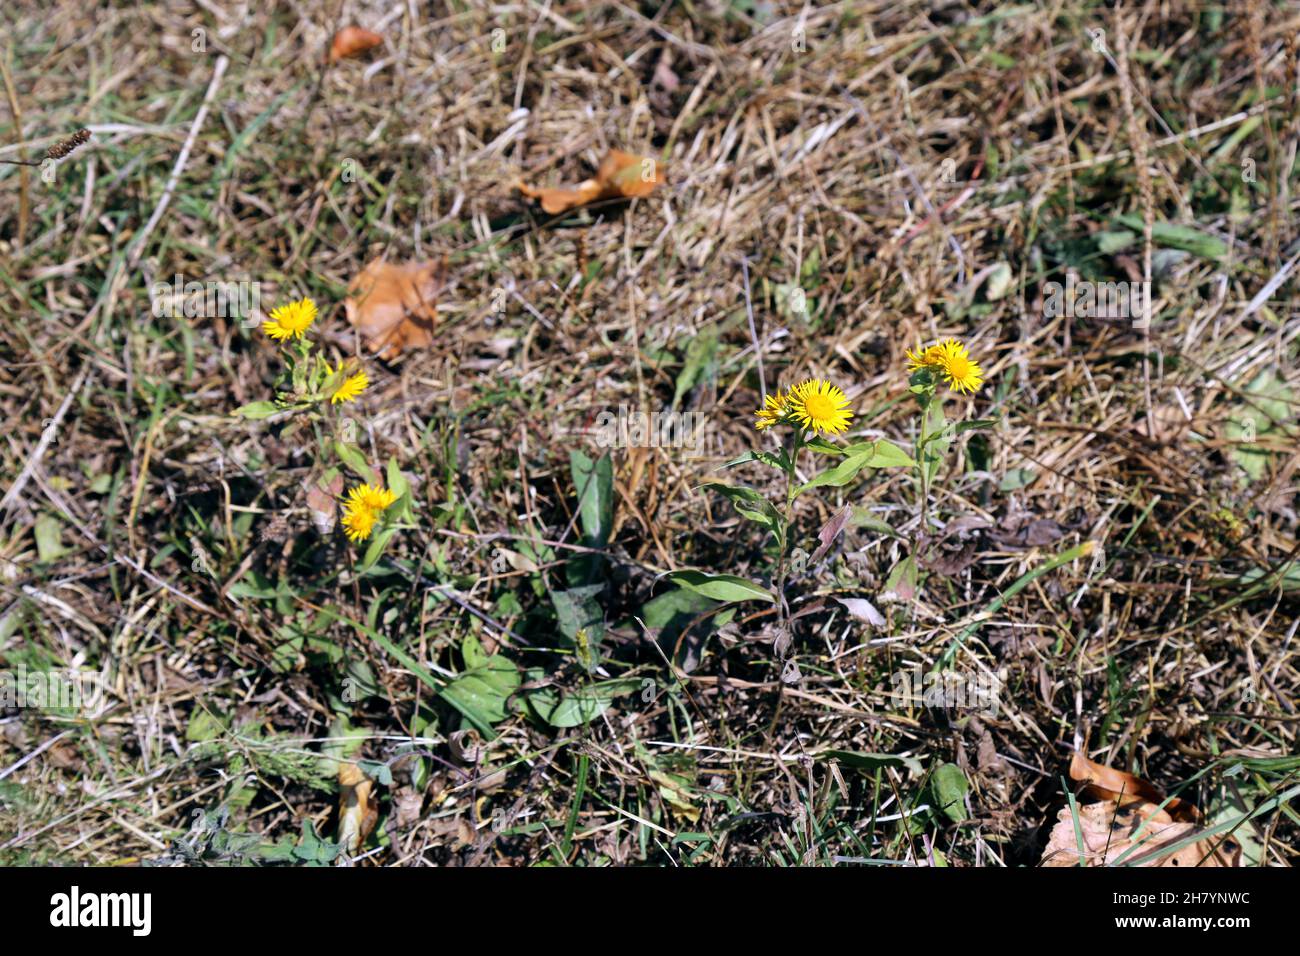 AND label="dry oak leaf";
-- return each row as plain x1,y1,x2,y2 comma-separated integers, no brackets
336,761,379,856
1040,799,1241,867
344,258,447,359
1070,750,1198,822
329,26,384,62
517,149,661,214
